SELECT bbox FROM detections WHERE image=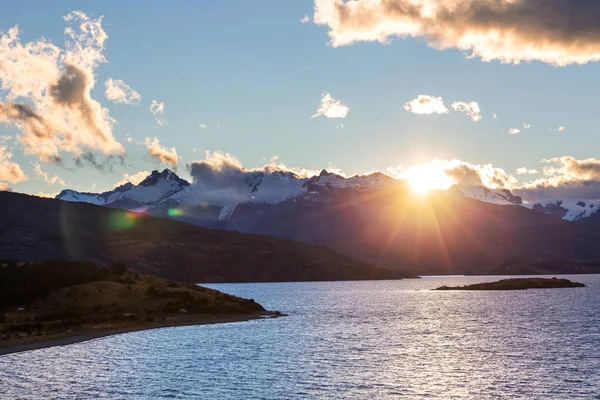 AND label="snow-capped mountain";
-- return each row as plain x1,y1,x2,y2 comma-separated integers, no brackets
57,182,135,206
57,169,190,209
66,168,600,228
56,168,525,214
450,185,523,205
524,199,600,221
47,168,600,276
